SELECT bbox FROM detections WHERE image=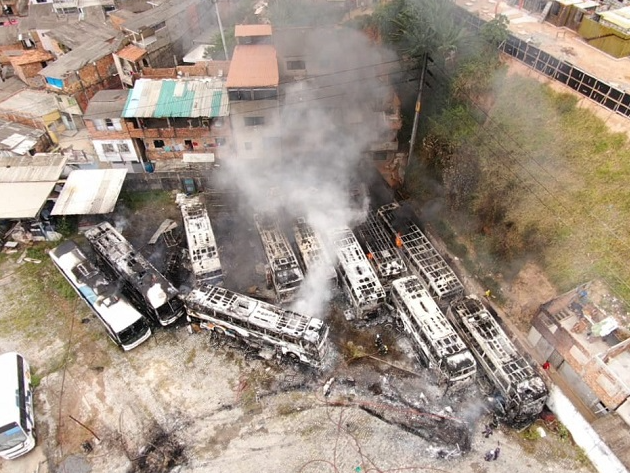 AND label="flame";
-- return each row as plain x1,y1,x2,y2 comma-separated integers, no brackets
395,233,403,248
